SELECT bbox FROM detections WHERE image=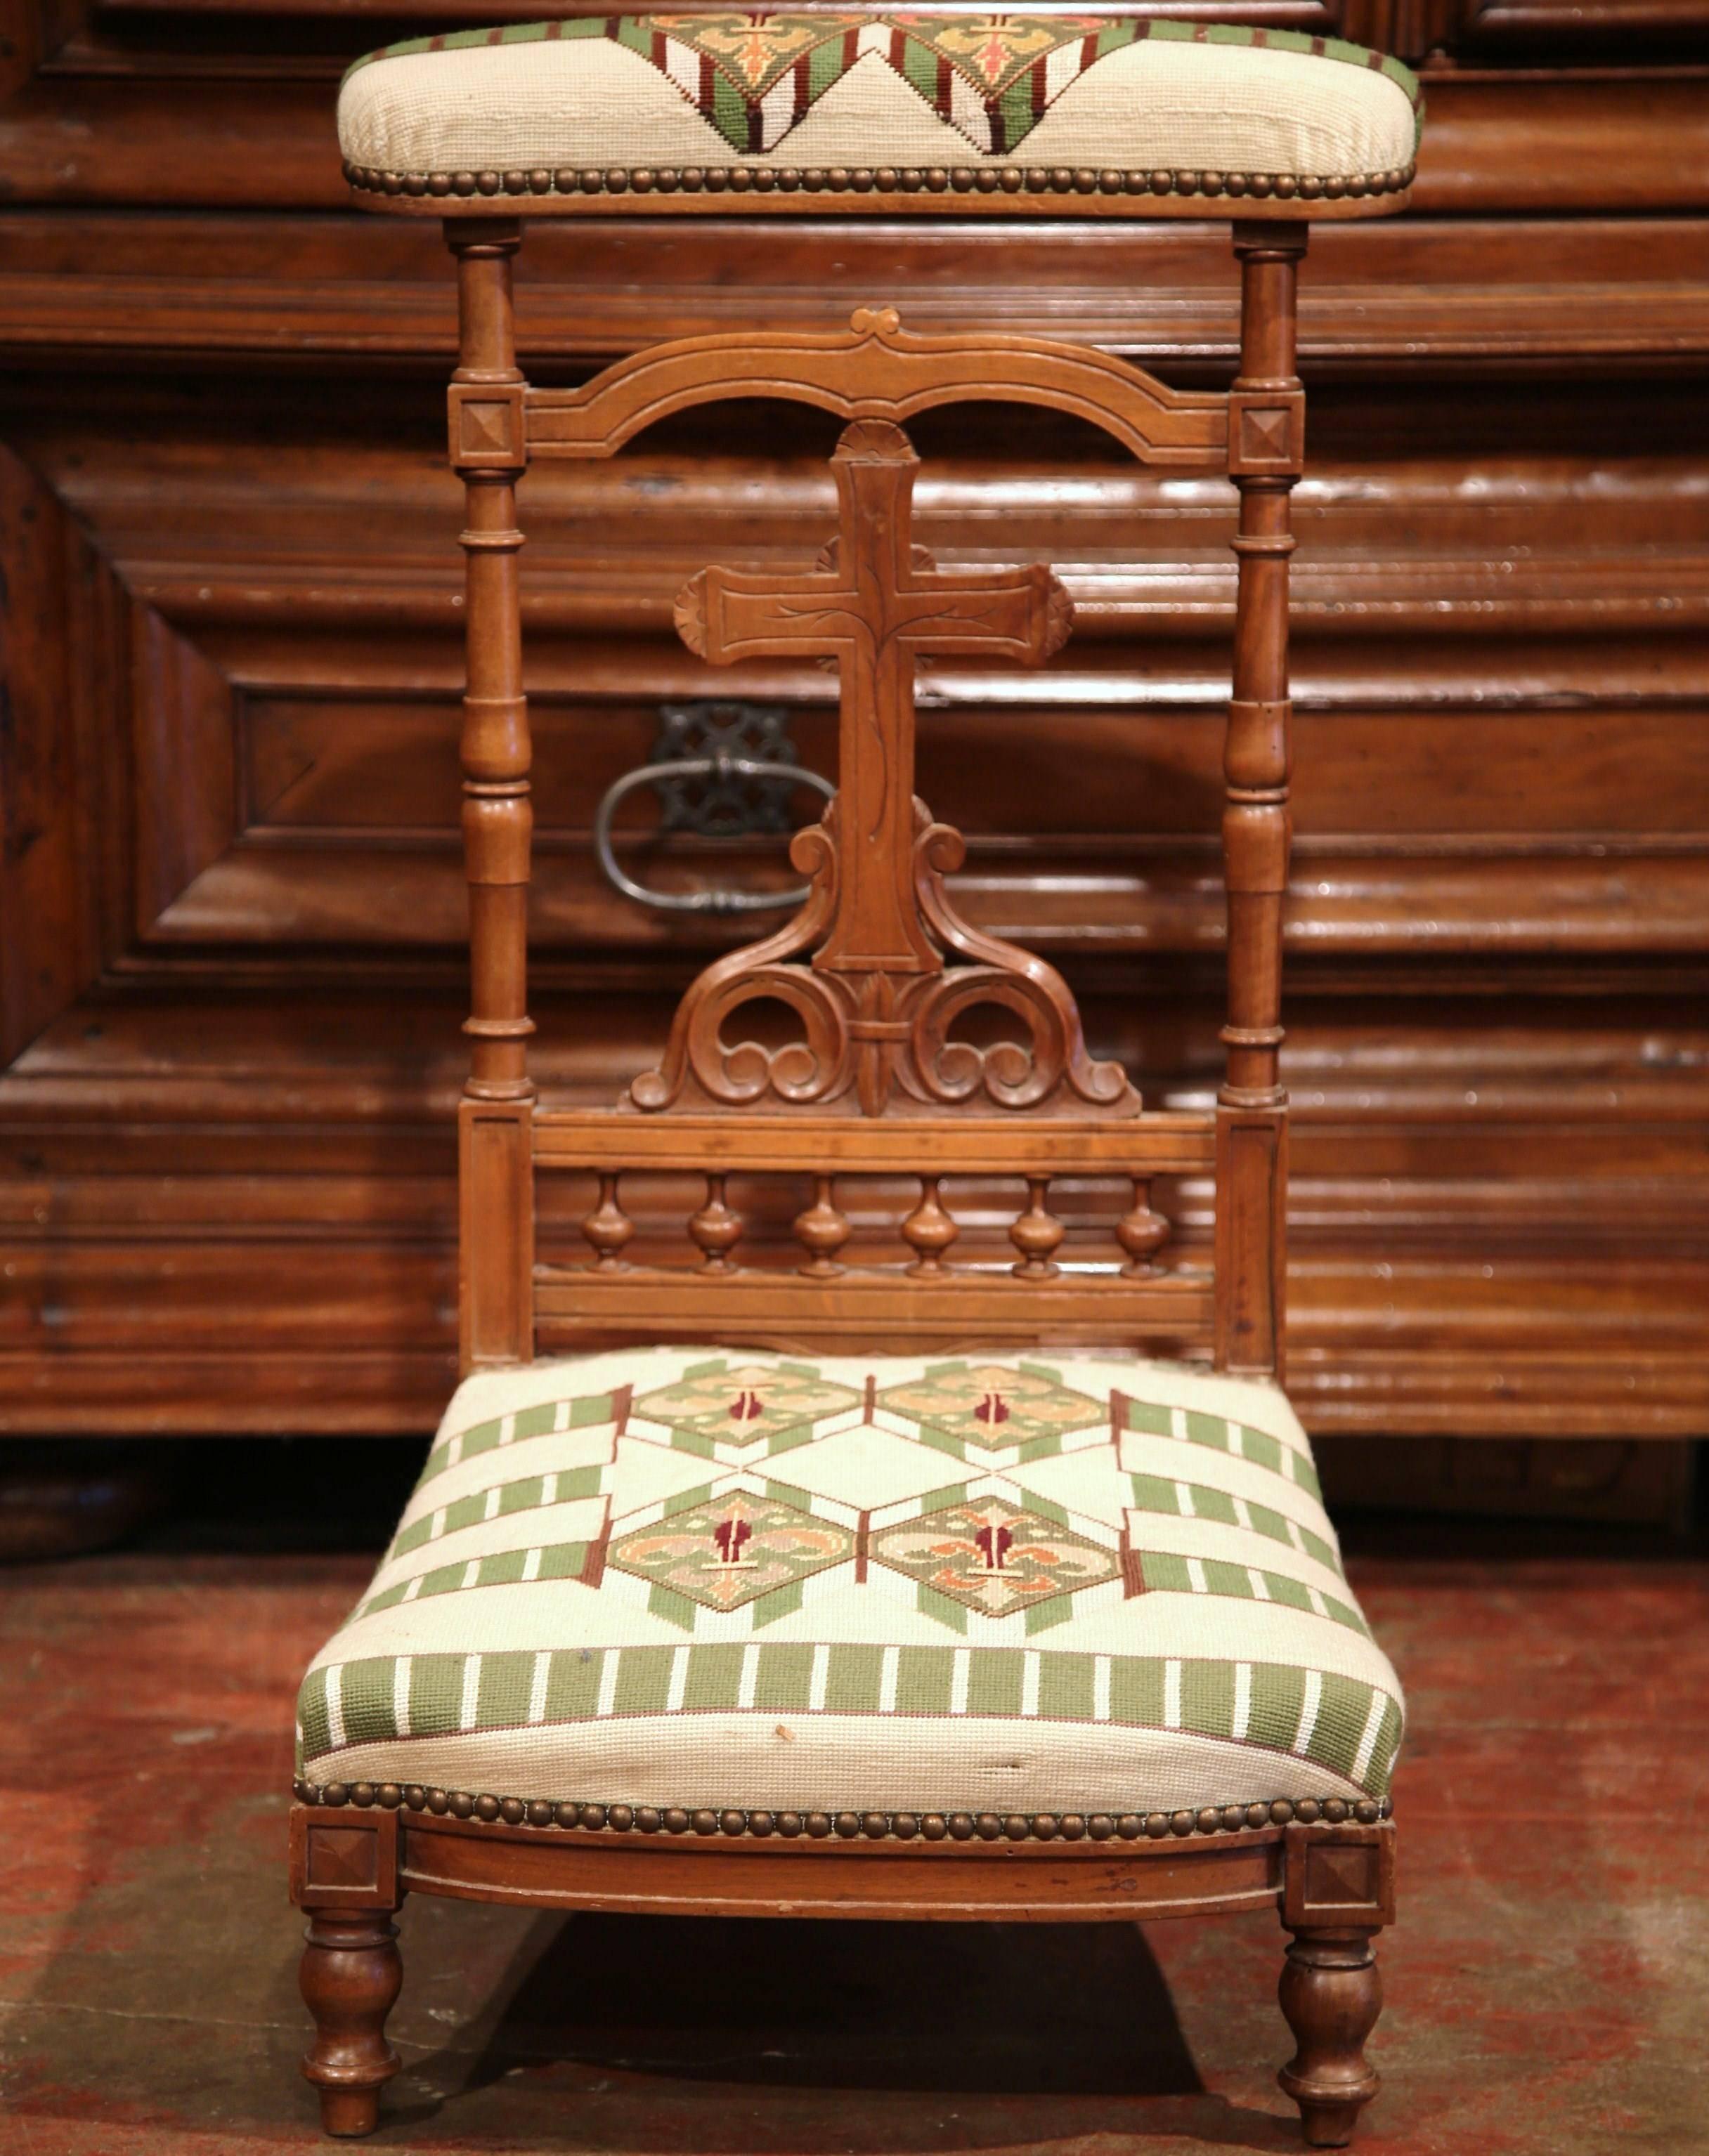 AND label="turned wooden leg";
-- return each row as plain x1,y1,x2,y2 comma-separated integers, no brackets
1278,1925,1383,2147
299,1910,403,2136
